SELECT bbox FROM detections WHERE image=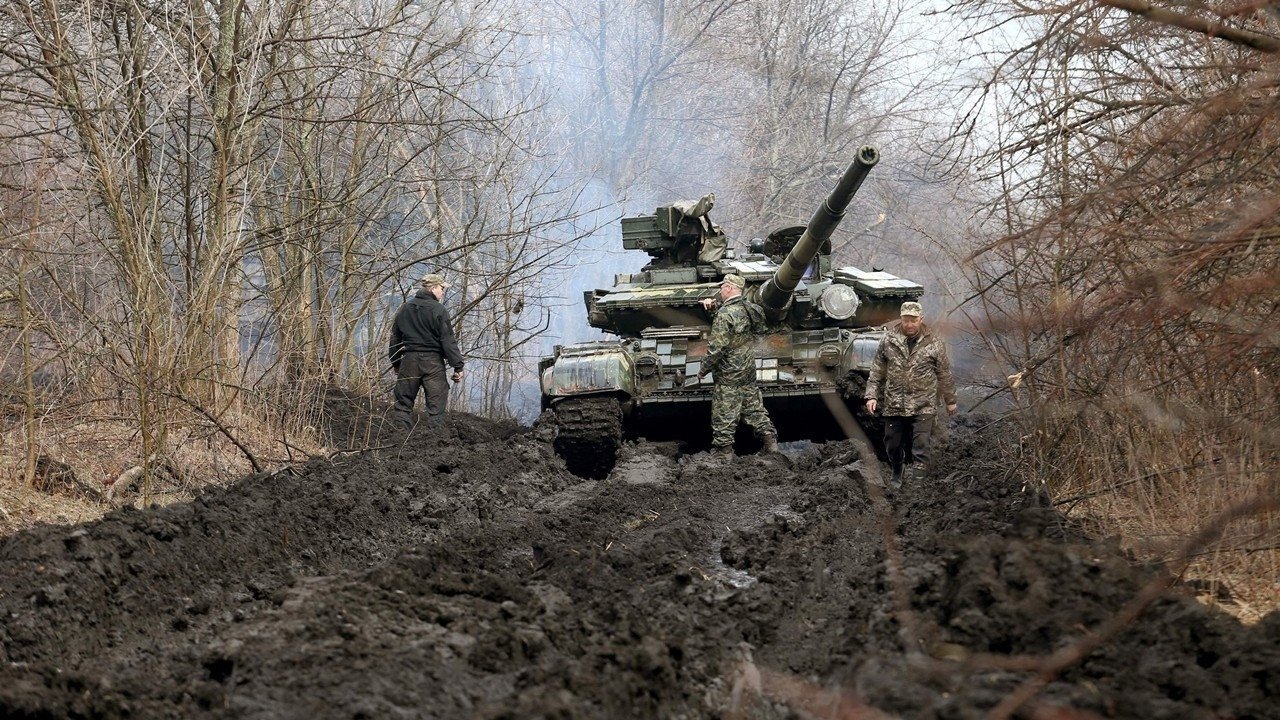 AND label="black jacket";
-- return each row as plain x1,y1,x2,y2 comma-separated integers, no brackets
389,290,465,370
